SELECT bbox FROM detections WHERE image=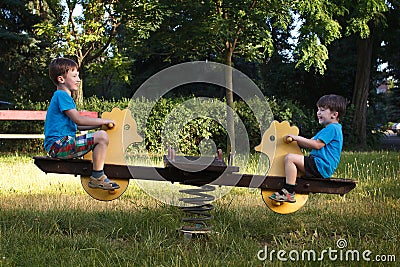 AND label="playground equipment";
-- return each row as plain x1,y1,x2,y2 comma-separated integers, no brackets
34,108,357,216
